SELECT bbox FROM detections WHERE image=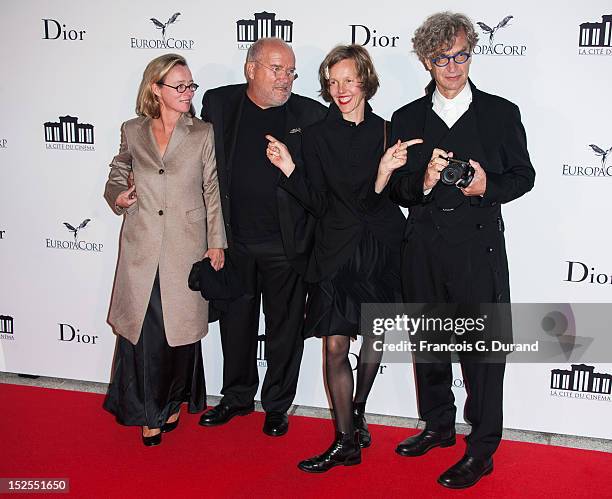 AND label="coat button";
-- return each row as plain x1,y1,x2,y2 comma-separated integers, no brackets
225,194,230,200
158,210,164,216
435,225,441,230
486,247,494,253
477,223,485,229
159,169,164,174
491,201,498,206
